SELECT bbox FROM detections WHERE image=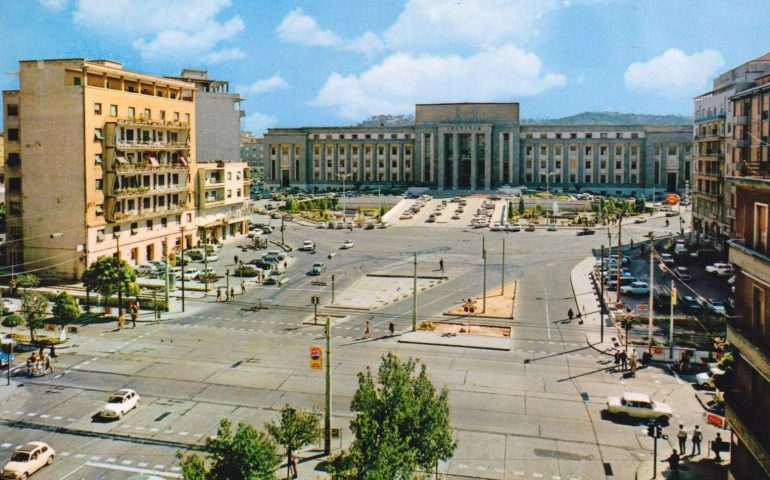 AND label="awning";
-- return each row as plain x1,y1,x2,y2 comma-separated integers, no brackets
147,157,159,167
179,157,188,166
116,156,127,164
